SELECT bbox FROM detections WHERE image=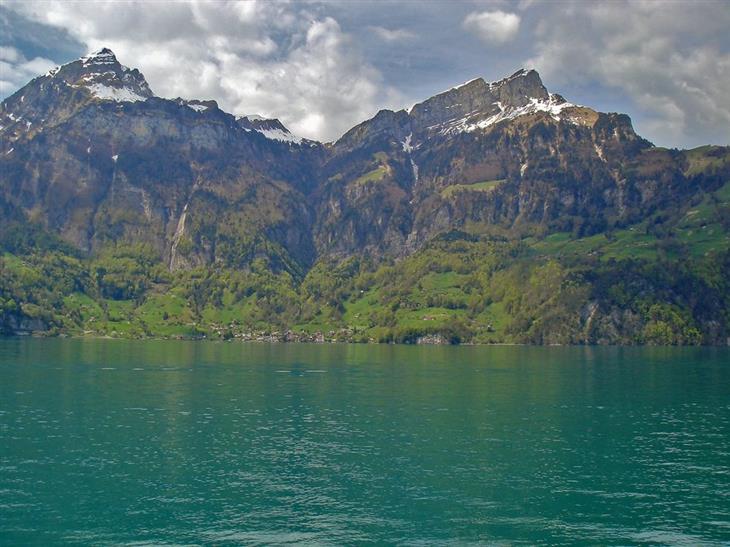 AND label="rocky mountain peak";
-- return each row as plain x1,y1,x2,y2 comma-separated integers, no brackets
492,68,549,106
50,47,154,103
401,68,588,142
236,115,306,145
238,115,287,131
407,68,553,135
79,47,119,67
0,47,155,146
